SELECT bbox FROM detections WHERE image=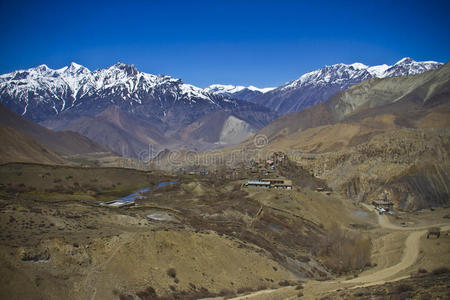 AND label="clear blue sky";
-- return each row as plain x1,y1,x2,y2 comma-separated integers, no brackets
1,0,449,88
